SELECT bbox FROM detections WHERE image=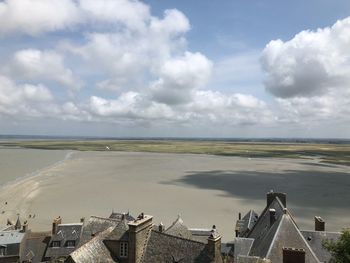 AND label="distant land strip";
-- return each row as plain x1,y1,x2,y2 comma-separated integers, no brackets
1,140,349,166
